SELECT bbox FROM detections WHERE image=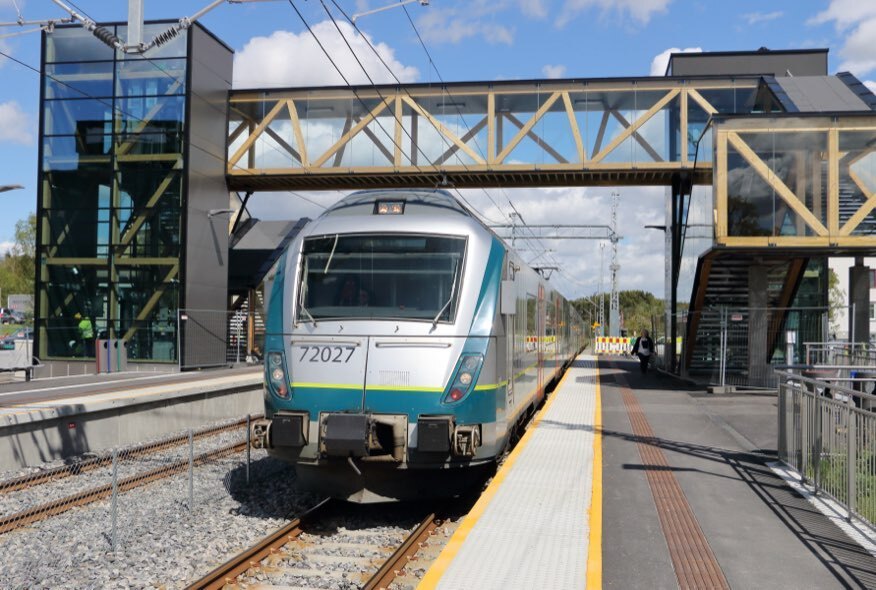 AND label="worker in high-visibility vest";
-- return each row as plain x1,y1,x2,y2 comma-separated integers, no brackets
75,312,95,357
